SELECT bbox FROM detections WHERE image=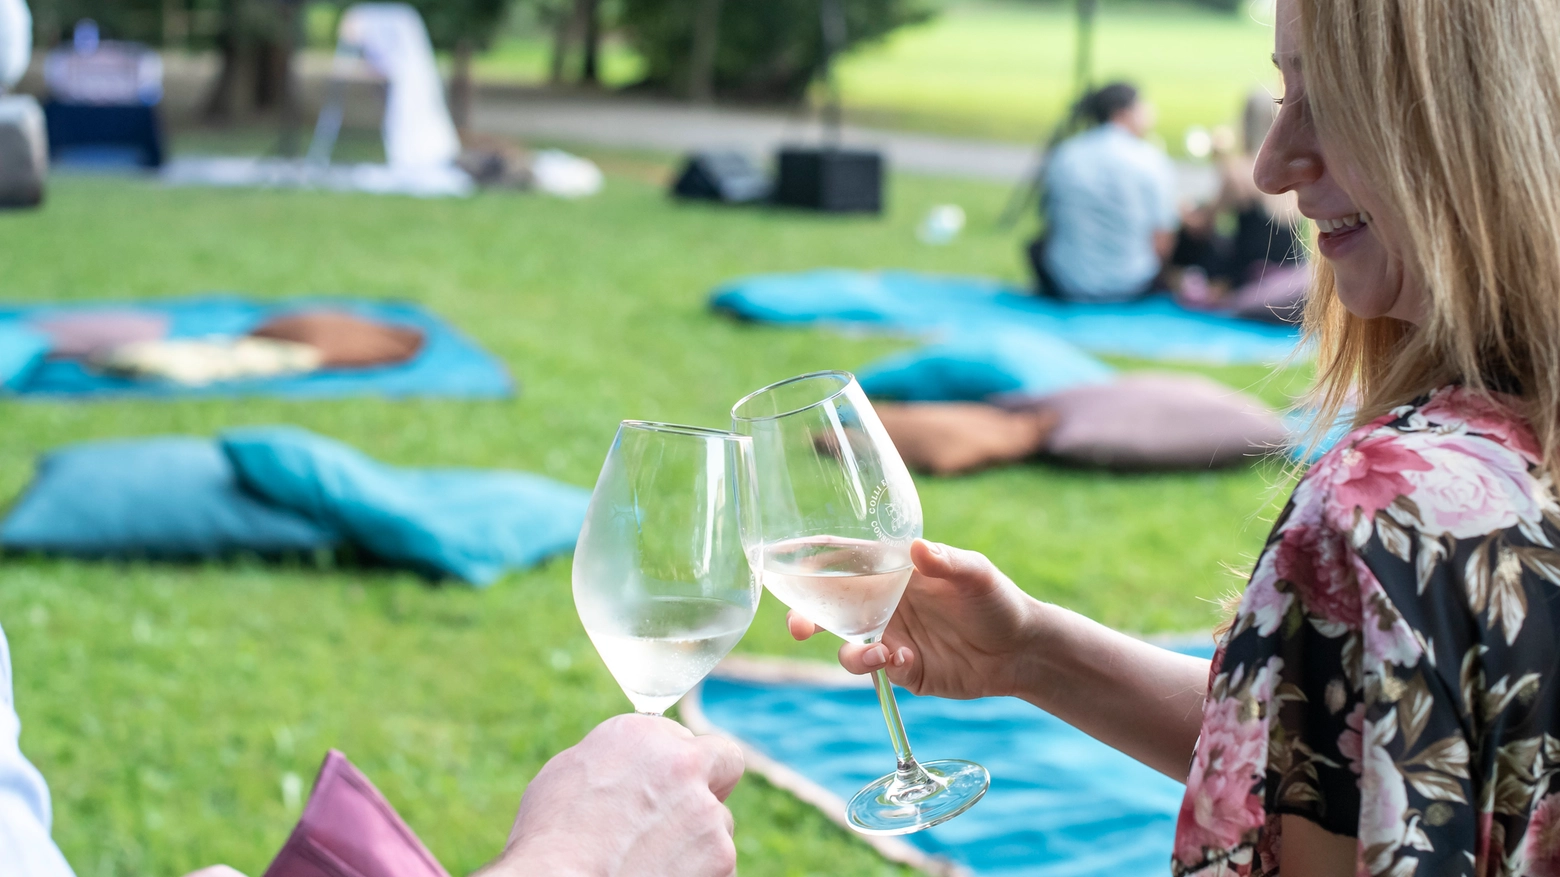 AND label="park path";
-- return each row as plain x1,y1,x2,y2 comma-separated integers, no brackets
468,87,1043,183
31,53,1213,192
468,88,1219,197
